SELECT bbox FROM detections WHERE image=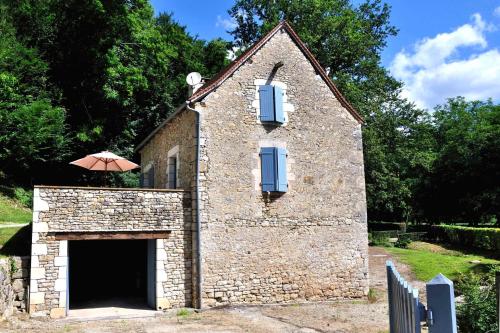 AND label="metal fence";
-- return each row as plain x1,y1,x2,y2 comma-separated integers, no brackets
386,261,457,333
